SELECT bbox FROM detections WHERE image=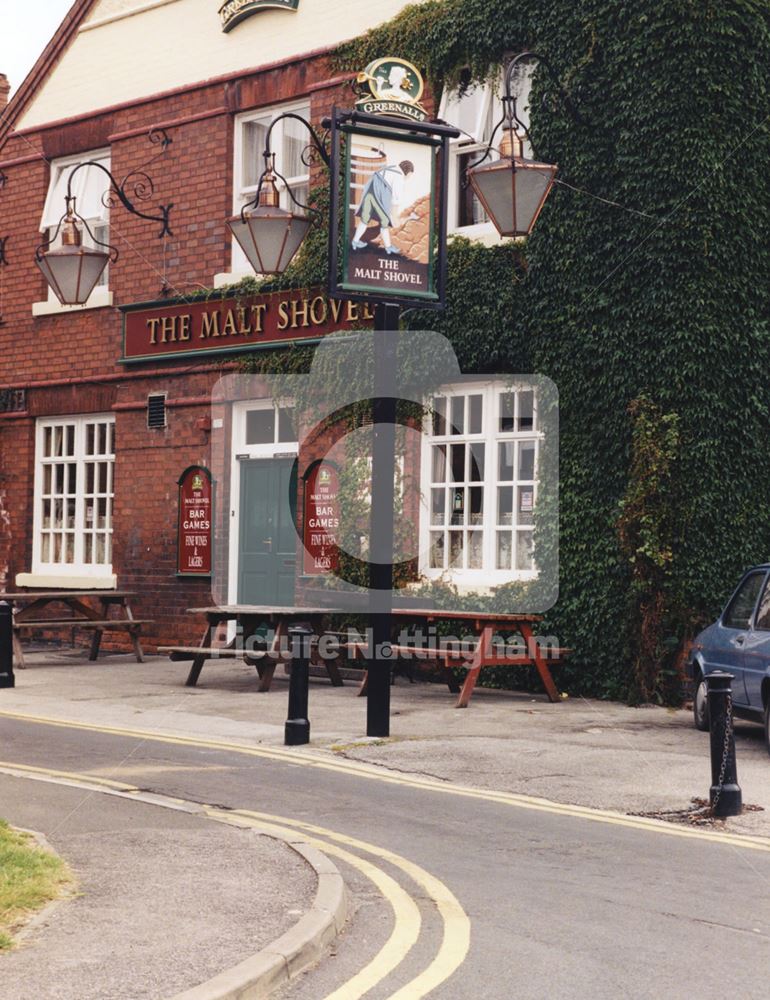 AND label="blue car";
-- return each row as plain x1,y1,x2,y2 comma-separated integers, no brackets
689,565,770,755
